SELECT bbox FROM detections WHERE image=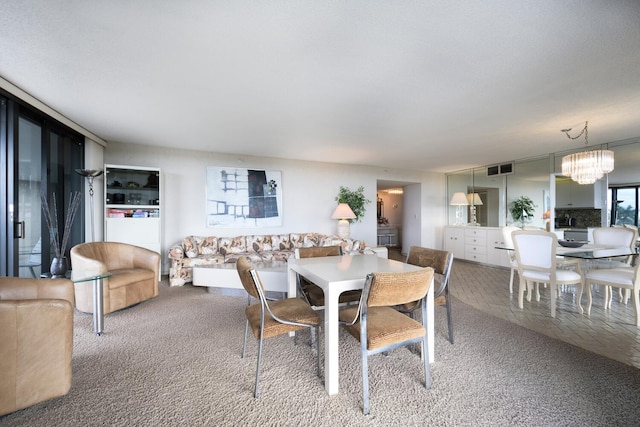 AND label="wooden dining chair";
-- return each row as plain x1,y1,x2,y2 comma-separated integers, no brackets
338,267,435,415
512,230,584,317
236,257,321,398
398,246,454,344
